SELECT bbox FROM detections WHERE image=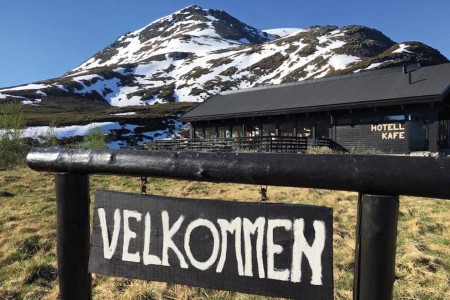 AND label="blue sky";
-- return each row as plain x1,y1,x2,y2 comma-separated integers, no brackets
1,0,449,88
